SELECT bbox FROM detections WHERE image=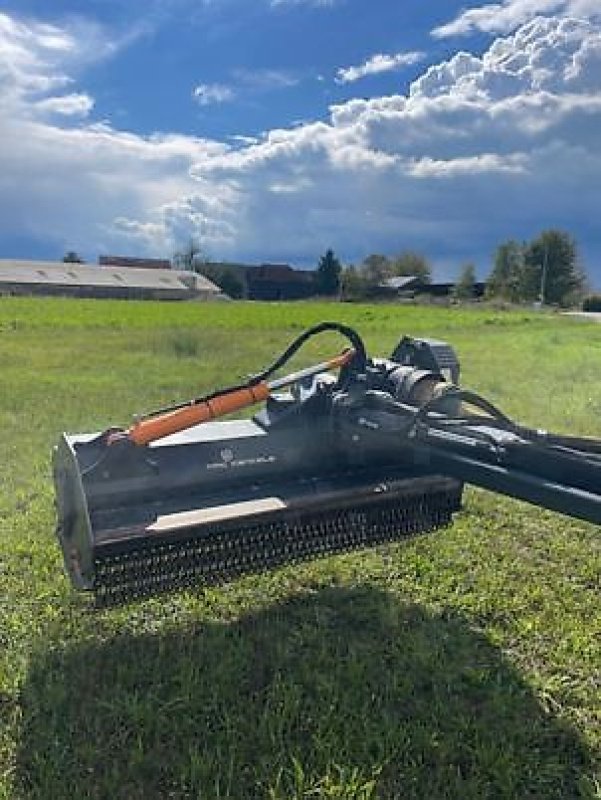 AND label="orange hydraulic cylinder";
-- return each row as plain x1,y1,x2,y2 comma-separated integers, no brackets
127,383,270,446
119,348,355,447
